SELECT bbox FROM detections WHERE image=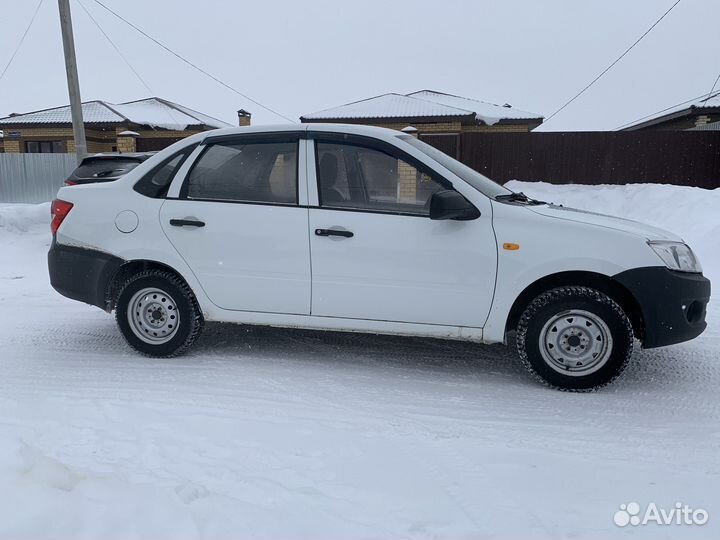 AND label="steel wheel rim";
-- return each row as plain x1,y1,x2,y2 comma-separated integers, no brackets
539,309,613,376
127,287,180,344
